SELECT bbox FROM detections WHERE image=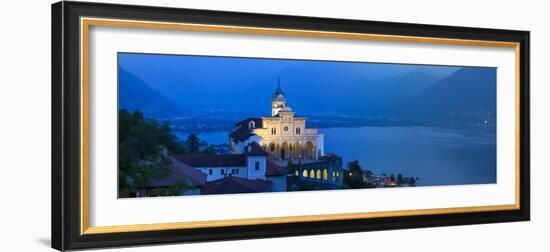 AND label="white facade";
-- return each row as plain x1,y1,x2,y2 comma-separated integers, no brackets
246,156,267,180
196,166,248,182
230,81,324,161
253,117,324,160
195,155,267,182
194,156,287,192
